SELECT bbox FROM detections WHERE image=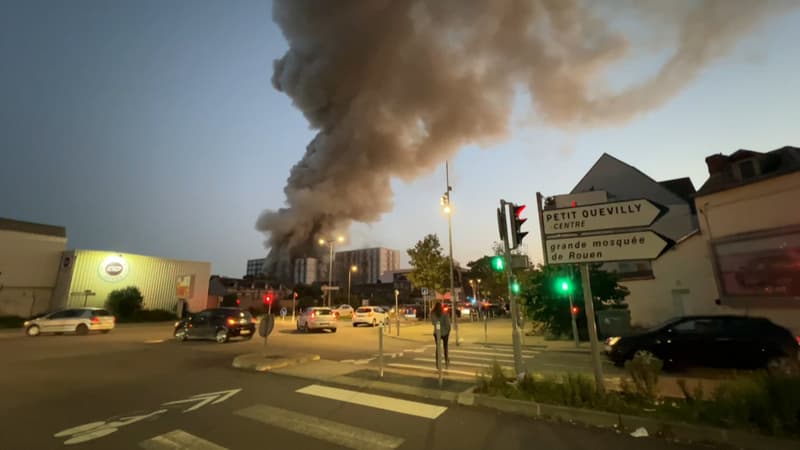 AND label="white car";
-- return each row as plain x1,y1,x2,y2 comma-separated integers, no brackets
353,306,389,327
297,307,338,332
333,304,355,317
24,307,115,336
